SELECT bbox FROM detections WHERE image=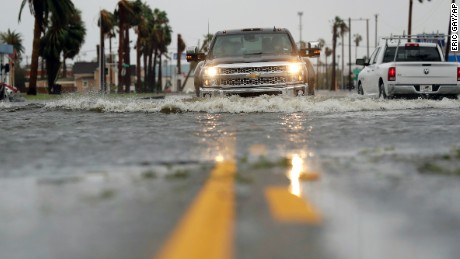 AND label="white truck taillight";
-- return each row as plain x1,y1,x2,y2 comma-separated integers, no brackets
388,67,396,81
457,67,460,81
